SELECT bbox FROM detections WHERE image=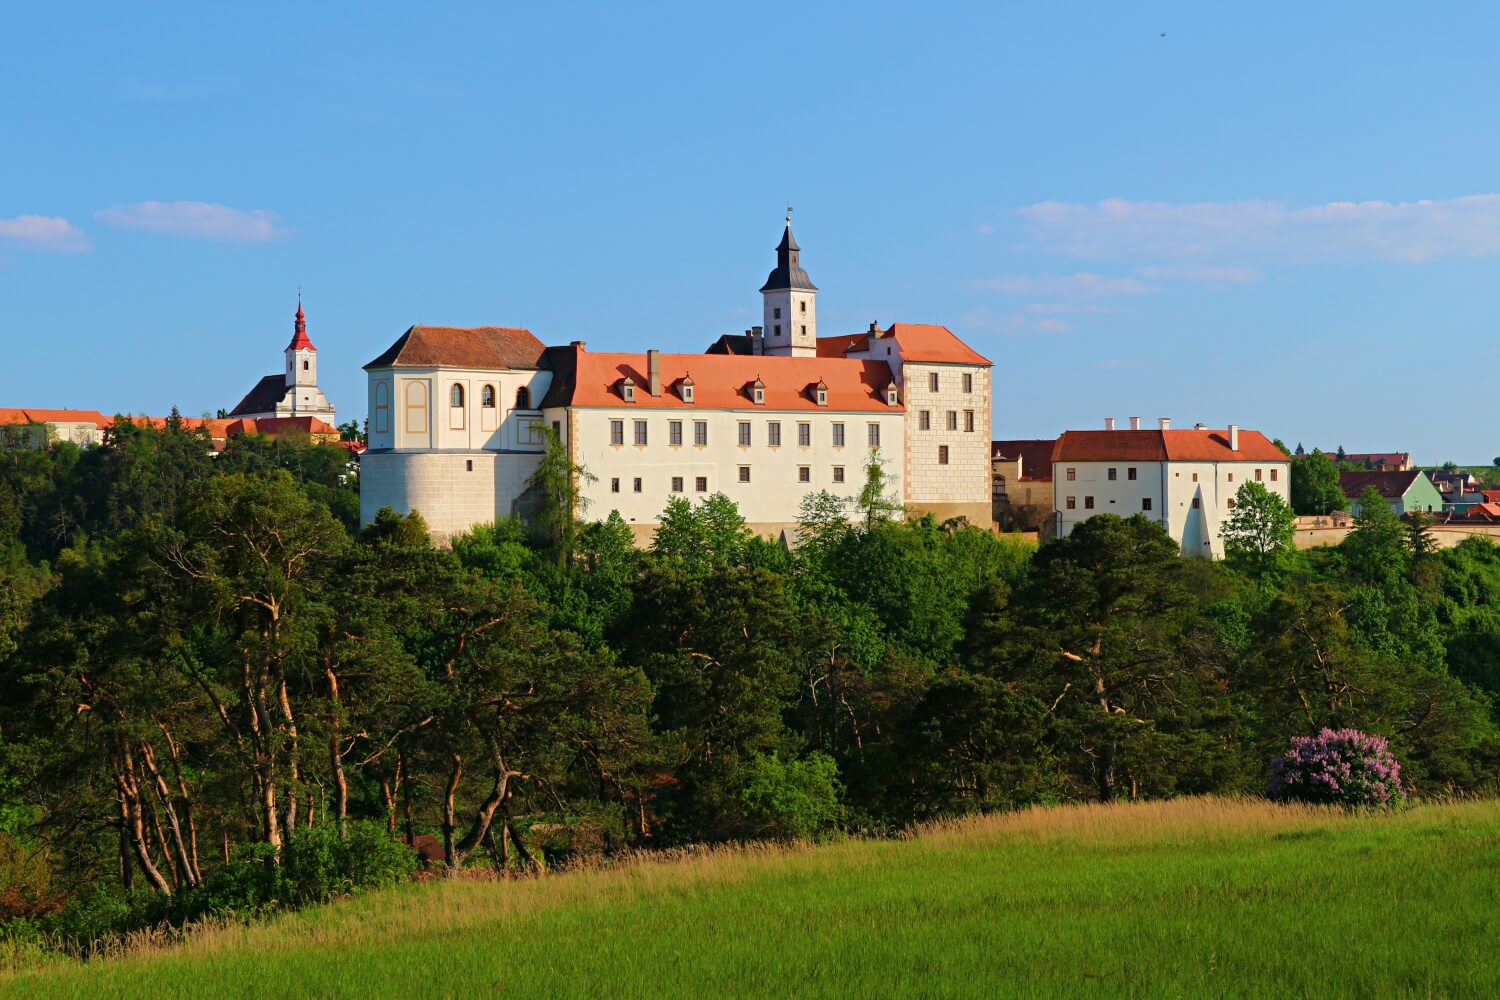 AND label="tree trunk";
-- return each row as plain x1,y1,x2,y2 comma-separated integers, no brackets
442,753,463,868
155,721,204,884
400,752,416,848
139,740,198,889
325,665,349,837
114,745,172,895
